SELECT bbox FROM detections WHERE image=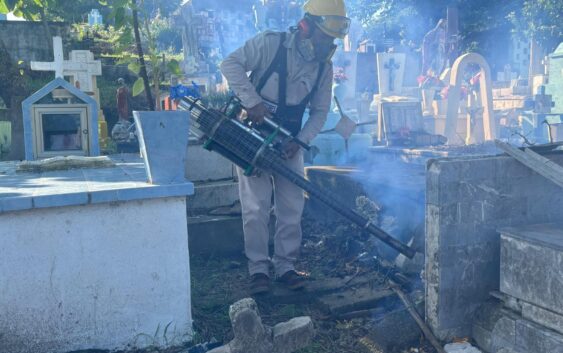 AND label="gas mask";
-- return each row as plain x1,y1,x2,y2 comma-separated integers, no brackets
314,41,337,62
296,29,337,62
